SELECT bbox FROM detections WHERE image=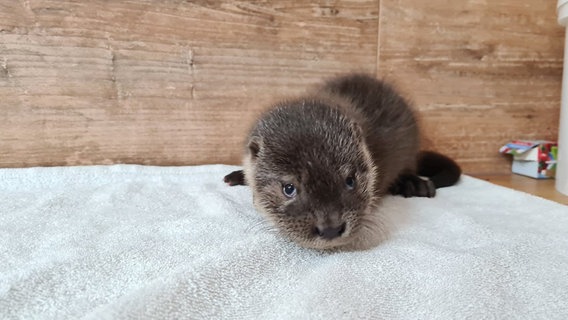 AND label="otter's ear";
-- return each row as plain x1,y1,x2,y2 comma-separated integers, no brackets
247,136,262,159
